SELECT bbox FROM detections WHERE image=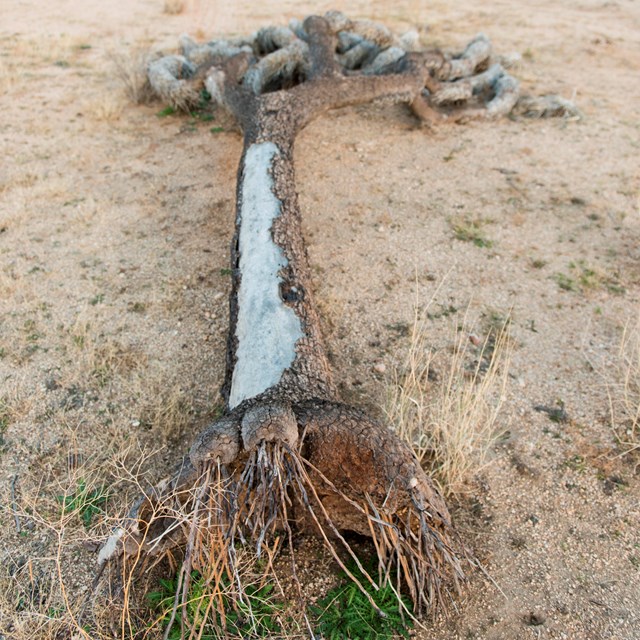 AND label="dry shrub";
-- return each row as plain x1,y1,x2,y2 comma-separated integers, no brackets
385,306,511,497
3,458,113,638
138,380,194,441
110,47,155,104
84,94,125,122
163,0,186,15
608,315,640,456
